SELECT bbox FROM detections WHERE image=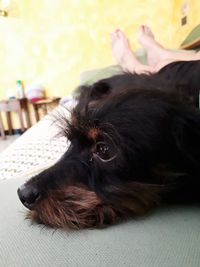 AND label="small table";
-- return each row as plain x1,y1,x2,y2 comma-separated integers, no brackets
0,98,31,138
31,97,60,122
